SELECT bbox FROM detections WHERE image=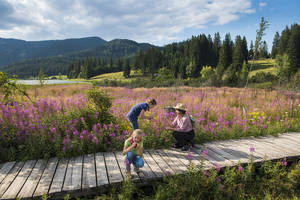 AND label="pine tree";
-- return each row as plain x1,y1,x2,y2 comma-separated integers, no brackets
278,26,291,55
213,32,222,65
242,36,248,63
287,24,300,74
271,32,280,58
232,35,244,71
259,41,269,58
217,33,233,71
249,41,254,60
123,58,131,78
